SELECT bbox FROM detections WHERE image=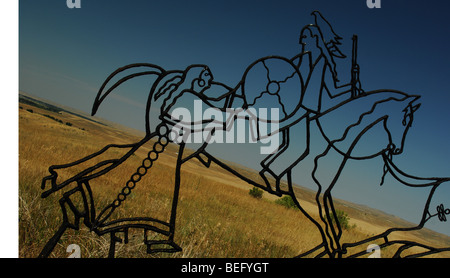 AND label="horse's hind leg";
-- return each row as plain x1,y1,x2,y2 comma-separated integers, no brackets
168,143,184,243
38,194,78,257
38,221,68,258
38,184,88,258
145,142,185,254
